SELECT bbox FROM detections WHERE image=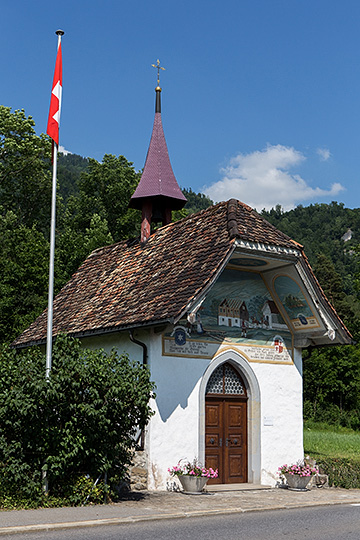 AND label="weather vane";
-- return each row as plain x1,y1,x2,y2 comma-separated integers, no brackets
152,59,165,86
